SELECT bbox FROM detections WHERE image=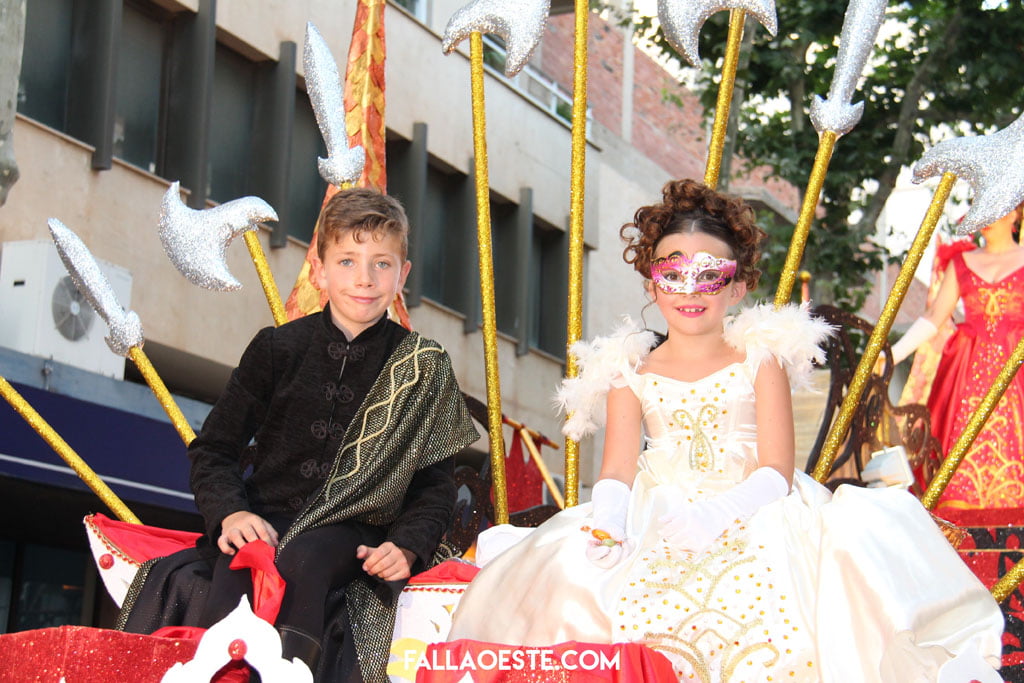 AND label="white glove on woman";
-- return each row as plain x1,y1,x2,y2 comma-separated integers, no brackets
890,317,938,365
585,478,632,569
659,467,790,553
